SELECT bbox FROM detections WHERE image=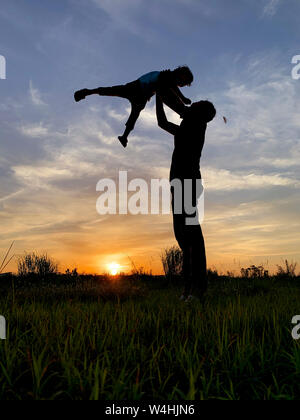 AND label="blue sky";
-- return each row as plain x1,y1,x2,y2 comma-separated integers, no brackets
0,0,300,274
